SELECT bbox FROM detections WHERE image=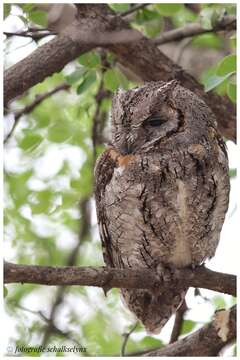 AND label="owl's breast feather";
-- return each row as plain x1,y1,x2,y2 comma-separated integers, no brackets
168,179,192,267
